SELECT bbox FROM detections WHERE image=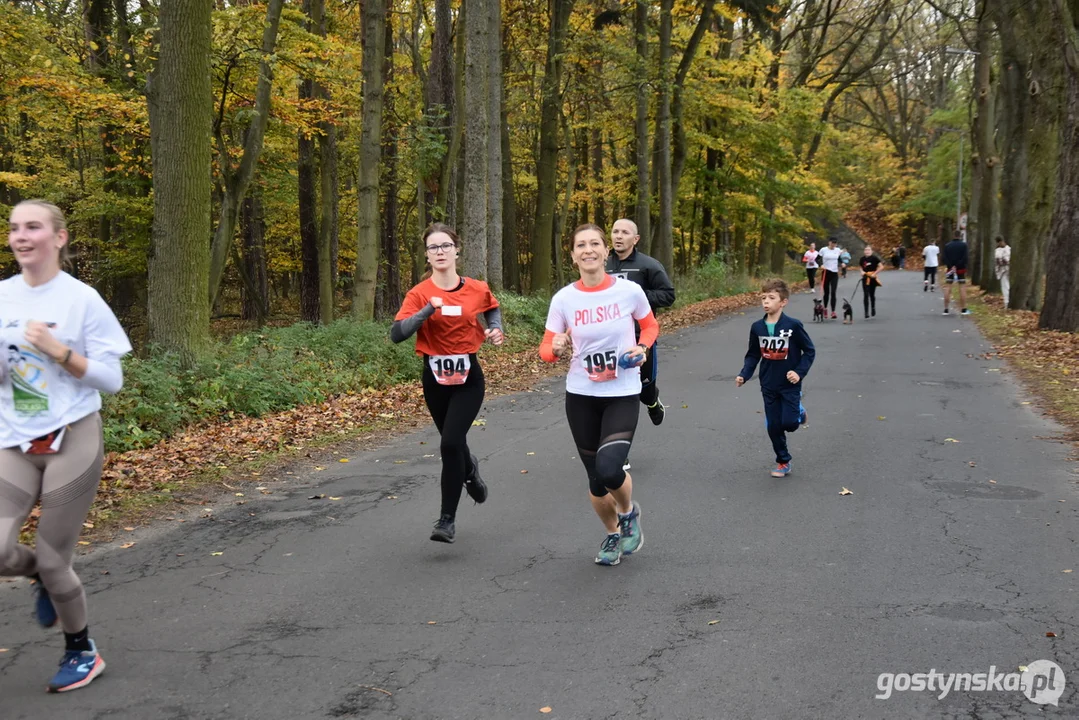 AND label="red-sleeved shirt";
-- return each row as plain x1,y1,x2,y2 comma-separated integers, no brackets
395,277,499,356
